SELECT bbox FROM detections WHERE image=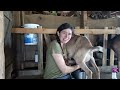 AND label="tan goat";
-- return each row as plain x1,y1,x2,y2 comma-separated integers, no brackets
66,35,103,79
